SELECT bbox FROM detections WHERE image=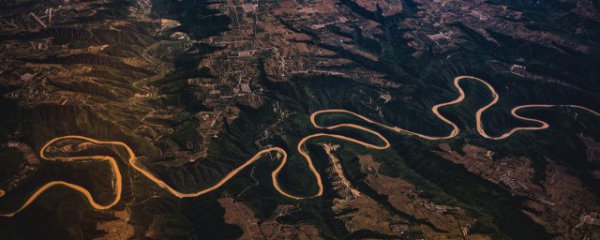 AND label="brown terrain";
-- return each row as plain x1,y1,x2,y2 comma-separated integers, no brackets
581,134,600,180
354,0,403,17
323,145,492,239
218,197,322,240
94,210,135,240
436,143,600,239
1,0,599,239
2,141,40,193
